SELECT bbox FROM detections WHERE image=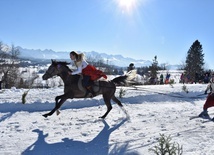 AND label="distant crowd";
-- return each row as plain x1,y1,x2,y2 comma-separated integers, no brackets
180,72,212,84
